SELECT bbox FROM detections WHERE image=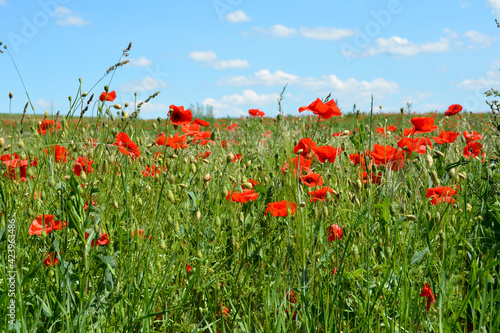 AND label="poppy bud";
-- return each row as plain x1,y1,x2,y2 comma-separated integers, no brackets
405,214,417,221
9,92,13,99
179,183,187,189
296,149,304,155
458,172,466,180
203,158,210,164
18,138,24,149
44,110,49,118
113,201,119,209
48,176,56,188
299,201,306,208
226,153,234,163
434,212,441,222
125,102,129,108
426,211,432,221
246,160,252,167
138,197,143,206
4,144,11,151
425,154,433,168
80,171,87,181
241,182,253,189
466,203,472,212
167,190,175,203
323,206,329,217
355,179,363,192
196,210,201,220
191,164,197,174
434,150,445,158
0,137,4,147
221,186,228,198
230,235,236,248
82,91,88,97
203,173,211,182
449,168,456,179
110,114,115,121
355,197,361,207
197,250,203,259
41,231,47,237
